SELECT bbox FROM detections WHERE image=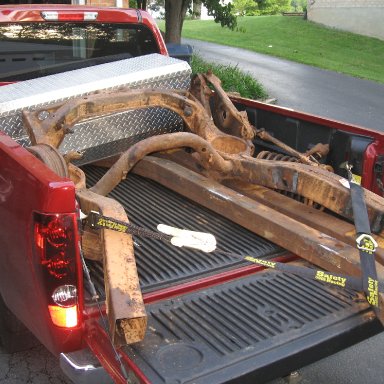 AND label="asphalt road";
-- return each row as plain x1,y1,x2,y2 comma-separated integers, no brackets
0,344,70,384
1,42,384,384
184,38,384,132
